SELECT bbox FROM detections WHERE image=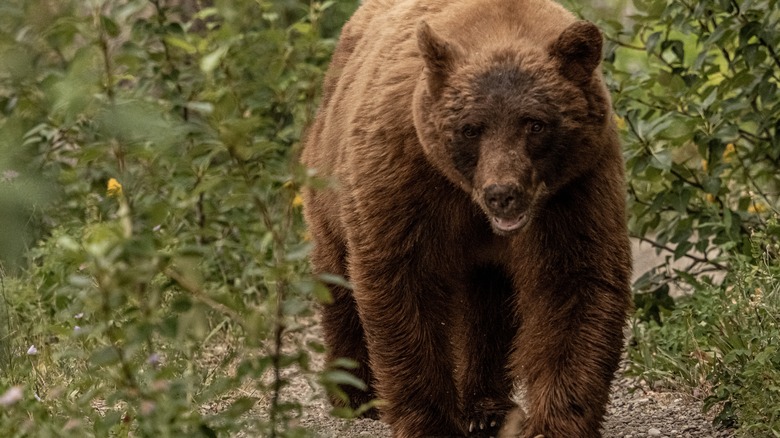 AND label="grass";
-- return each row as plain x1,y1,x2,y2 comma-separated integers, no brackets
629,222,780,436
